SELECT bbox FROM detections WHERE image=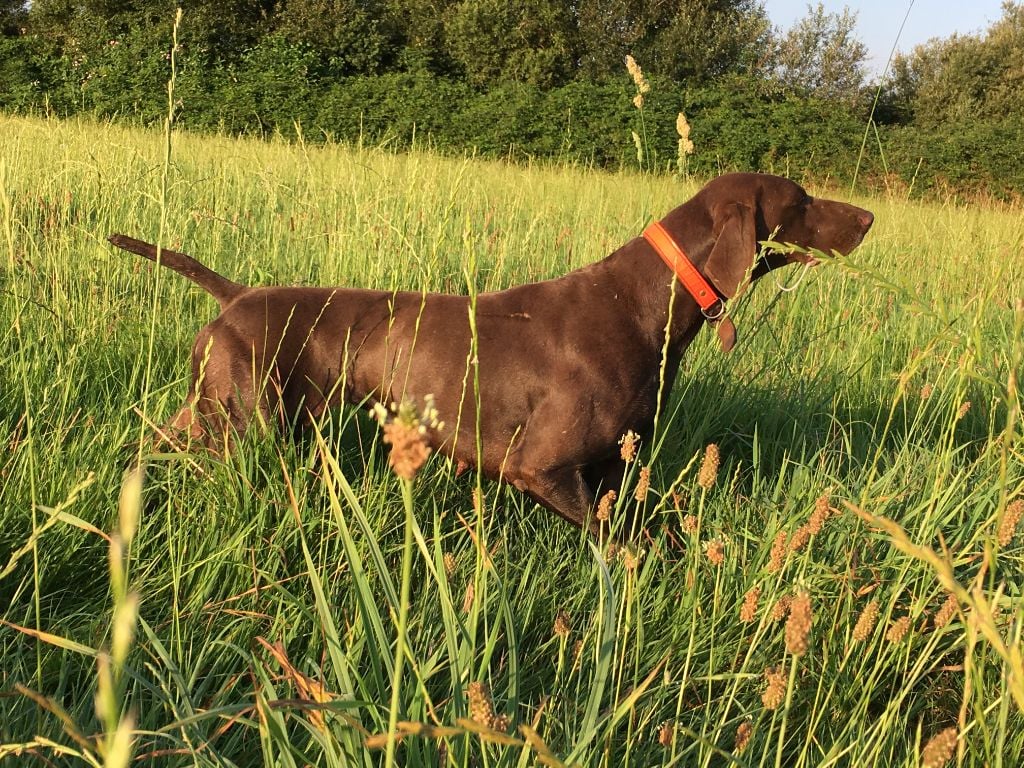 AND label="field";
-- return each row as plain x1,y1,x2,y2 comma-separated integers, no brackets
1,112,1023,766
